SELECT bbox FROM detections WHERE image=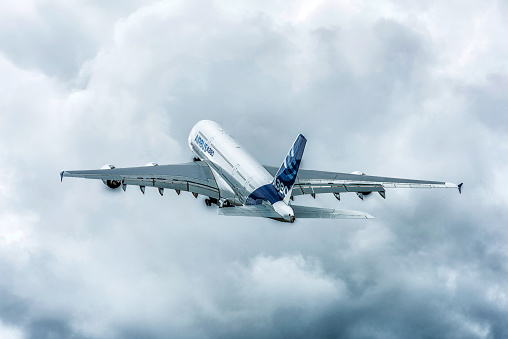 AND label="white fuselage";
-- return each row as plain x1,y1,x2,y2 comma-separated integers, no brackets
188,120,273,204
188,120,296,221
